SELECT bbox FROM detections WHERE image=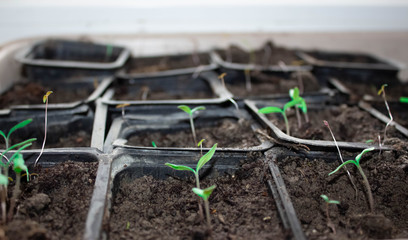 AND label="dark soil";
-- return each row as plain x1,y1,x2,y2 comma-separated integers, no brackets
217,41,302,66
126,53,210,74
126,119,262,148
266,104,406,142
225,71,320,98
1,161,98,240
108,159,288,240
277,148,408,239
0,82,94,109
339,81,408,103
